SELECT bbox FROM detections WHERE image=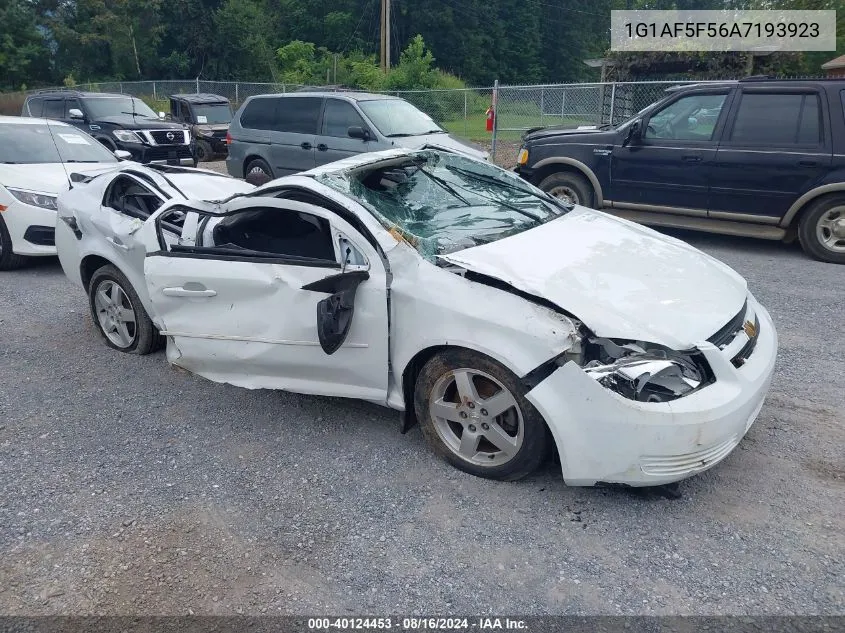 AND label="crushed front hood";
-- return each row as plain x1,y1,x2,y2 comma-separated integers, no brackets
440,206,748,349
